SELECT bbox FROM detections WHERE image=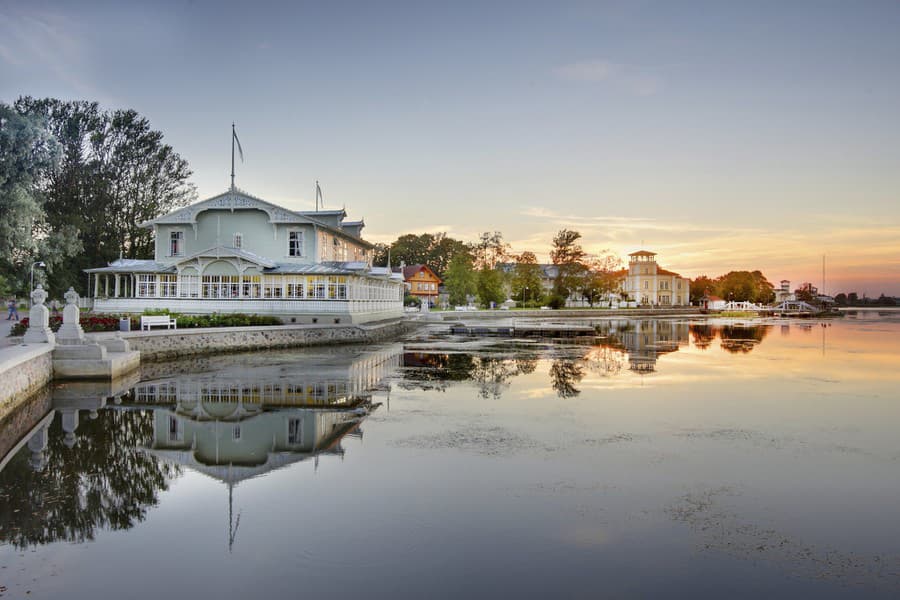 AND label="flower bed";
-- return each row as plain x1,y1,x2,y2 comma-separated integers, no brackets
7,312,282,337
